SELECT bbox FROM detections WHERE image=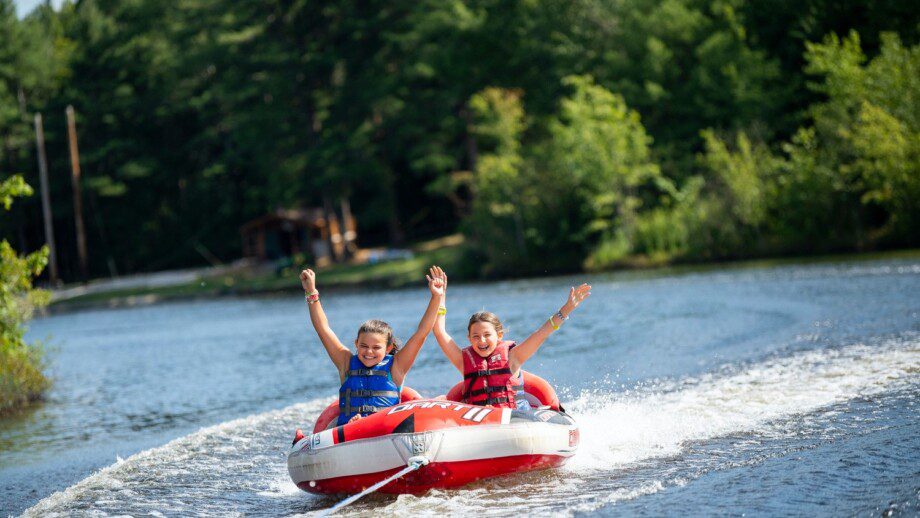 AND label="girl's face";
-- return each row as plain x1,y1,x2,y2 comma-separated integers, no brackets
354,332,392,367
468,322,502,358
